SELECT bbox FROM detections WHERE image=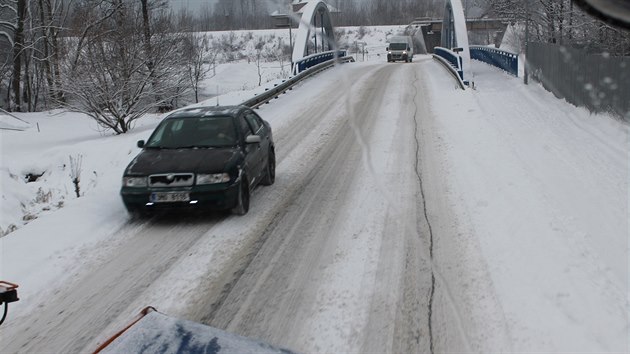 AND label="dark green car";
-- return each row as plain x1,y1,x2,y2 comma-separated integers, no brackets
120,105,275,216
